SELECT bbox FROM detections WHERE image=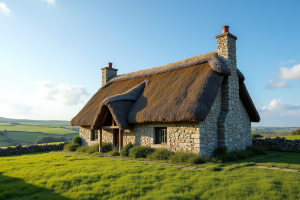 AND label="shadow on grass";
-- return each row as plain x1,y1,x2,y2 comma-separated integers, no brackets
222,150,300,166
0,172,70,200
